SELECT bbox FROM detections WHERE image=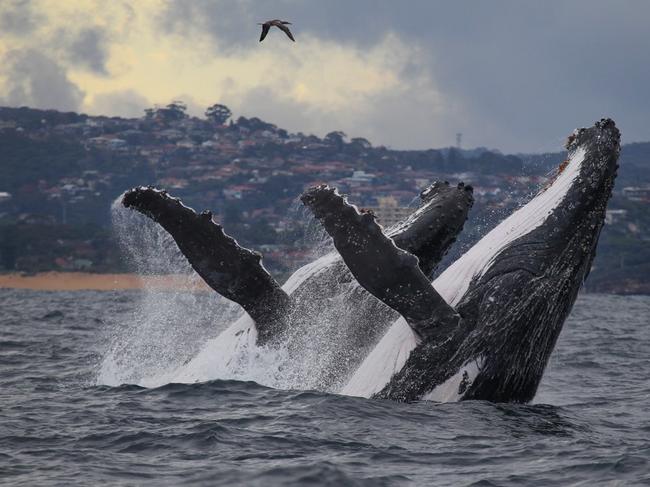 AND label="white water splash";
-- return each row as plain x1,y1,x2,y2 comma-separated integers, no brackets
98,196,357,391
97,197,242,386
